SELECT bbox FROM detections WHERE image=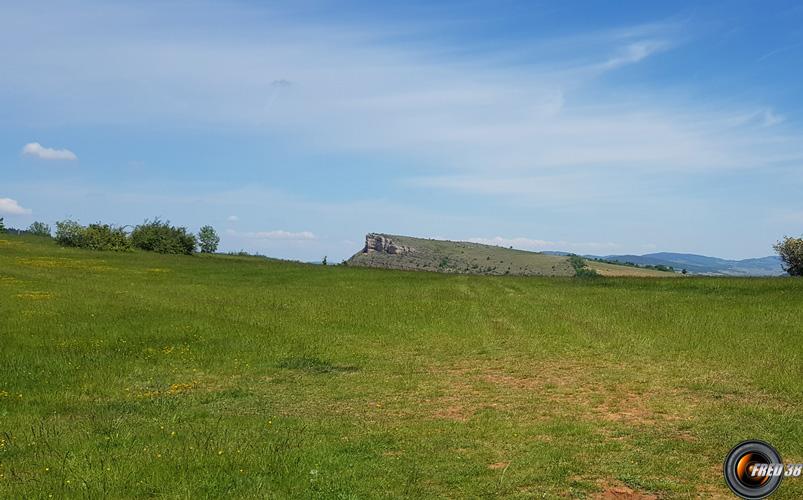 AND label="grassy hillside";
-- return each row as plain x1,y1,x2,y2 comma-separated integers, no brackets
1,234,802,498
348,233,674,278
